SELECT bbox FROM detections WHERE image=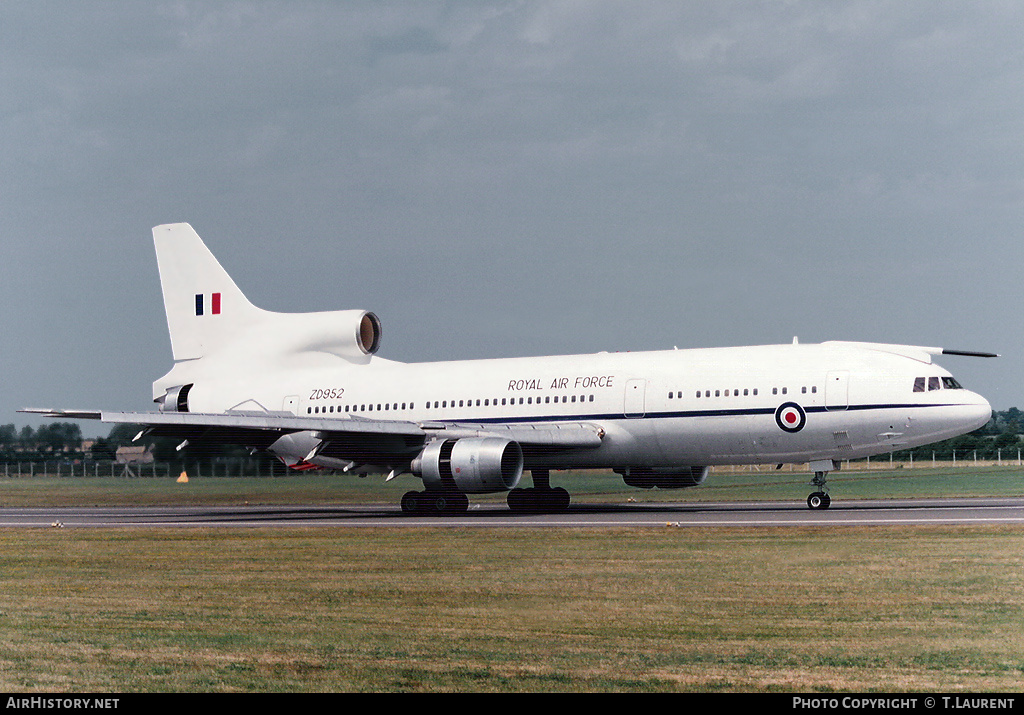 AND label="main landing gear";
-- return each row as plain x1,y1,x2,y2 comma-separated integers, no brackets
507,469,570,514
400,489,469,515
400,470,571,516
